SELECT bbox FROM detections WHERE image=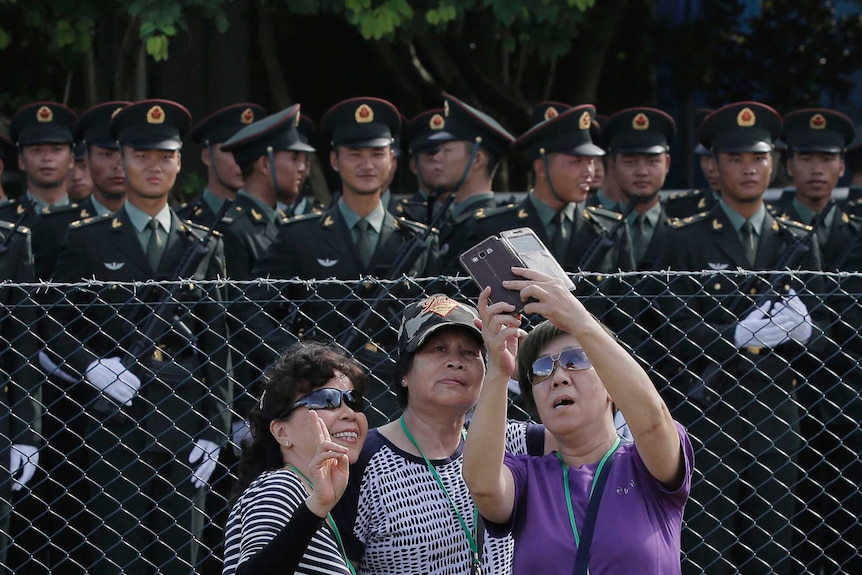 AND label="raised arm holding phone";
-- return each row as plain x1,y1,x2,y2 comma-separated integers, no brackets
462,268,693,575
